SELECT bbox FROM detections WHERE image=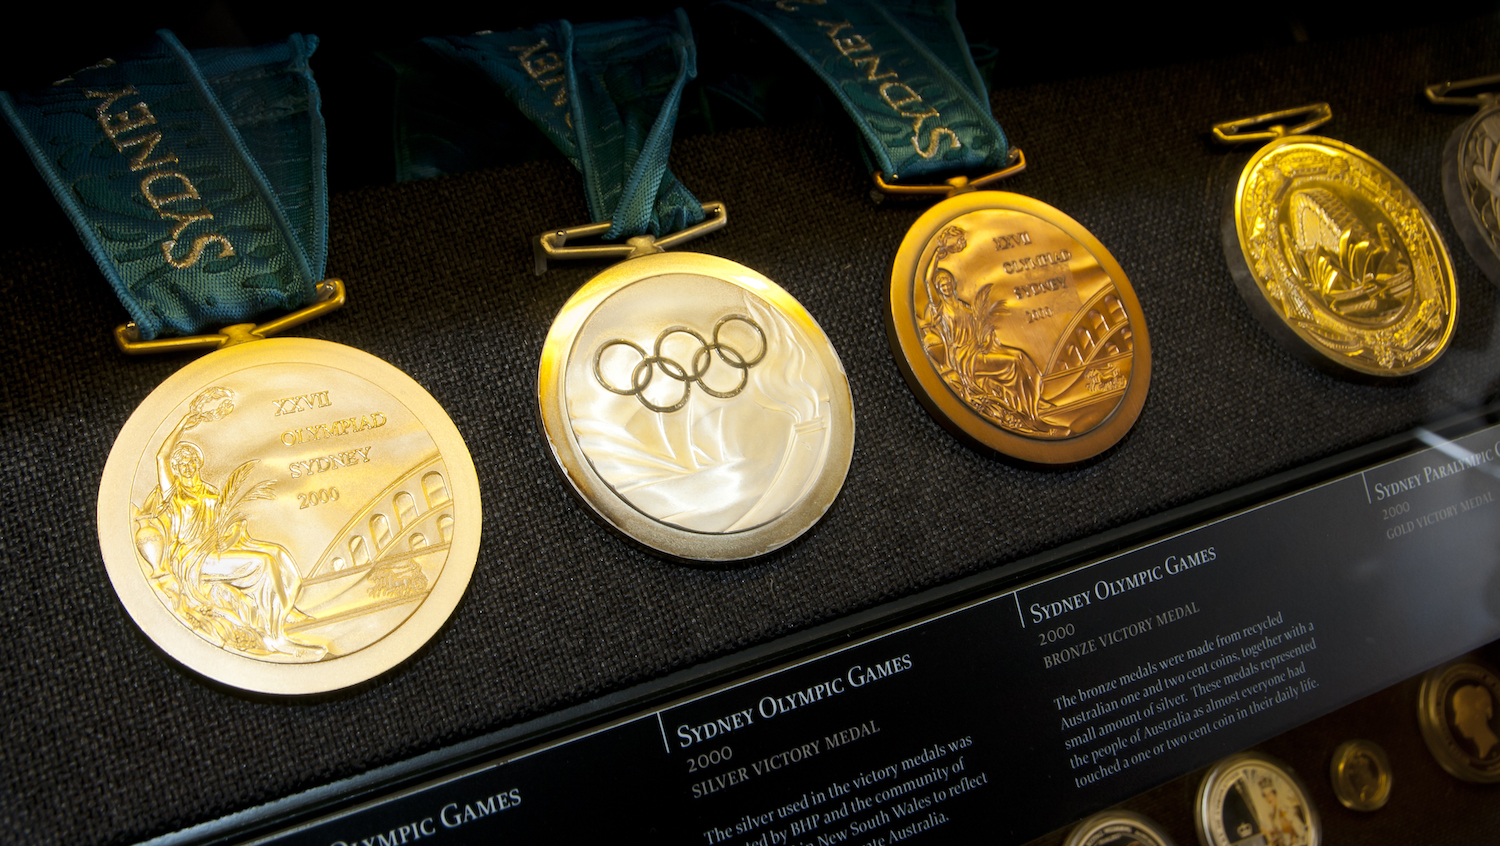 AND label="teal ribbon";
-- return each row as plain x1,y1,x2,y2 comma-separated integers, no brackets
1,31,326,340
417,10,704,240
722,0,1008,181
